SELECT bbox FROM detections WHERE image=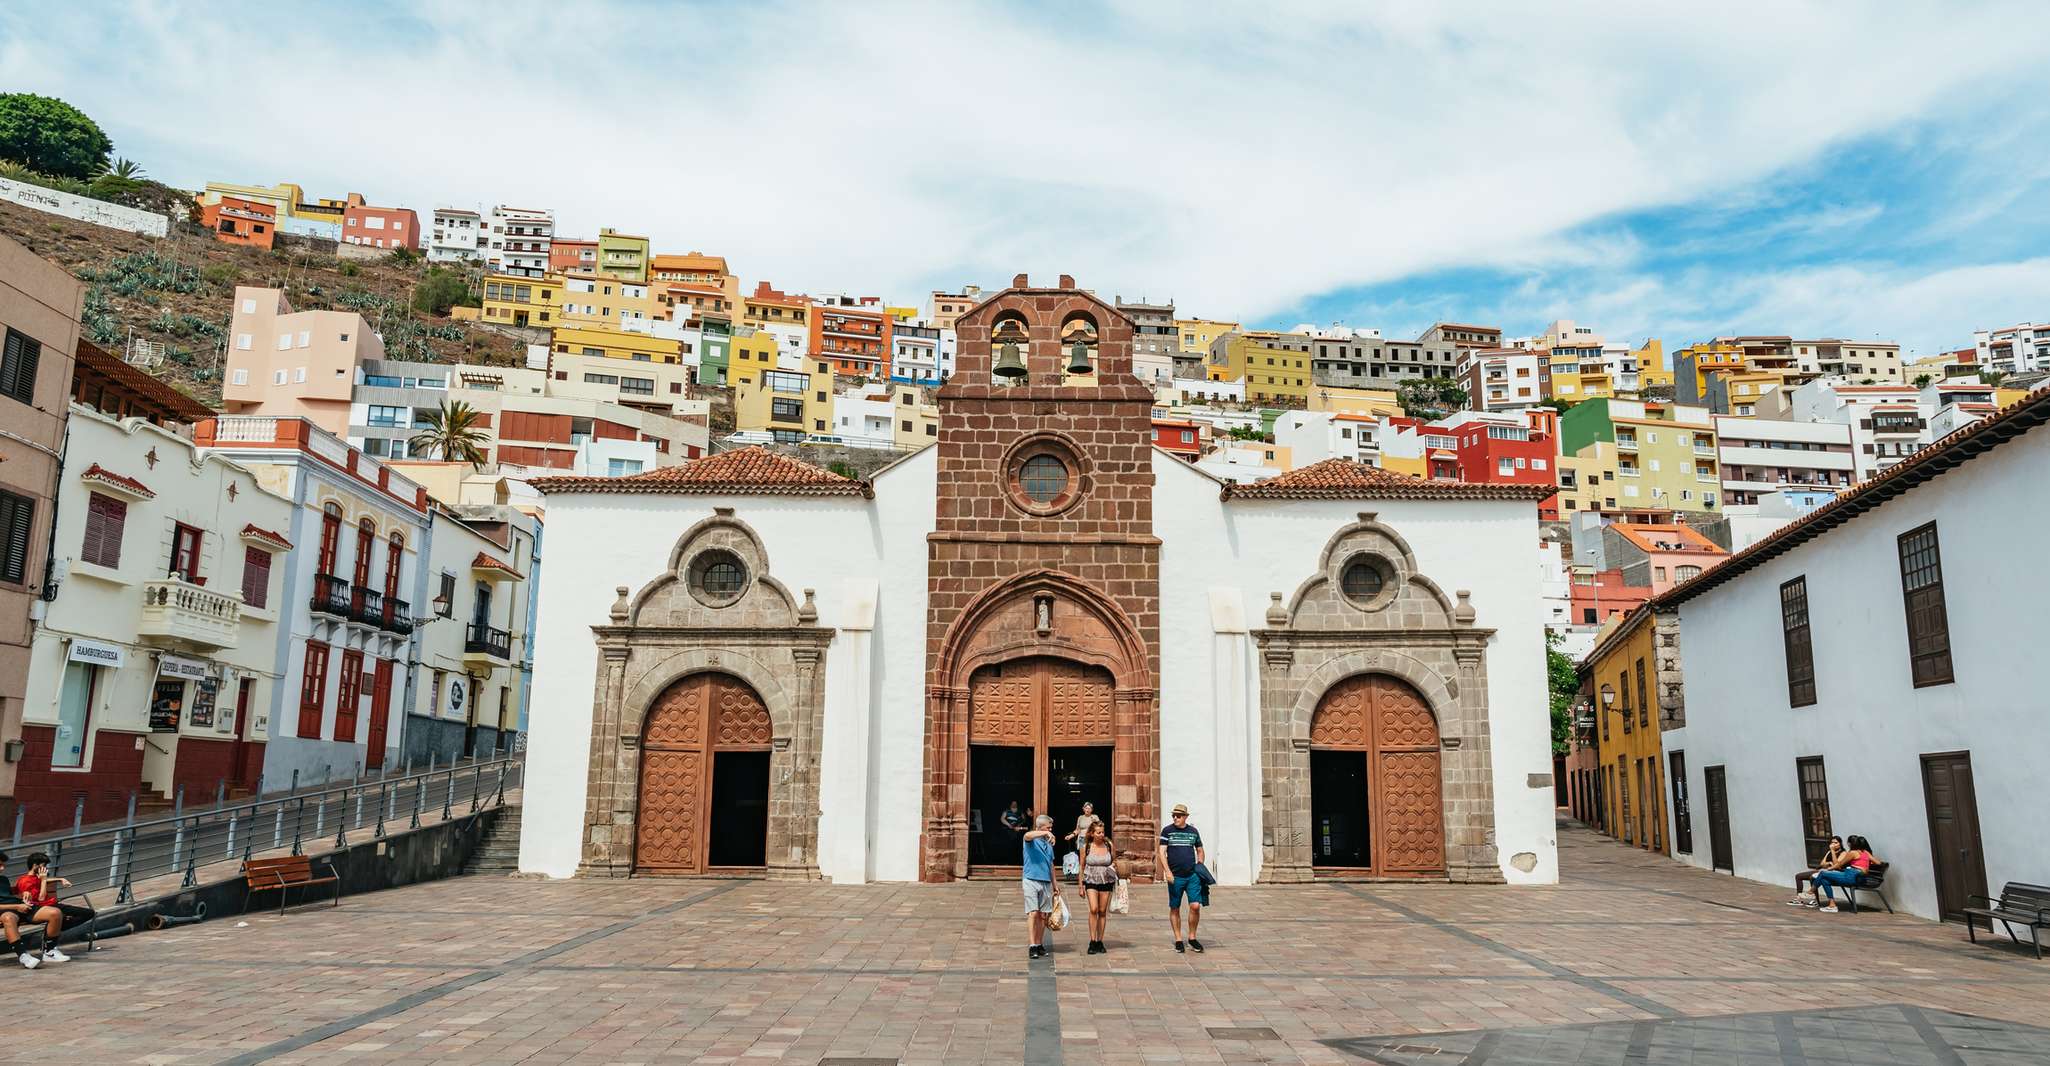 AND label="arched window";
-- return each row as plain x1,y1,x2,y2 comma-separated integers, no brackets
384,532,405,601
990,312,1031,382
1060,313,1099,377
353,518,376,589
317,503,343,577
